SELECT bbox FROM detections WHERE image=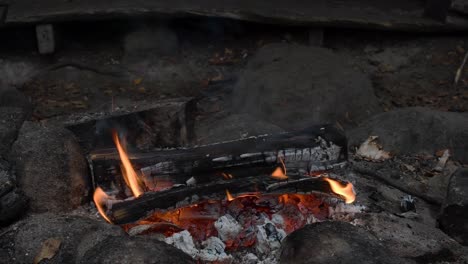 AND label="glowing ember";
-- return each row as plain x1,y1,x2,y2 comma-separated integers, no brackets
226,189,234,201
112,132,144,197
271,157,288,180
123,193,330,247
323,177,356,204
93,187,113,223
